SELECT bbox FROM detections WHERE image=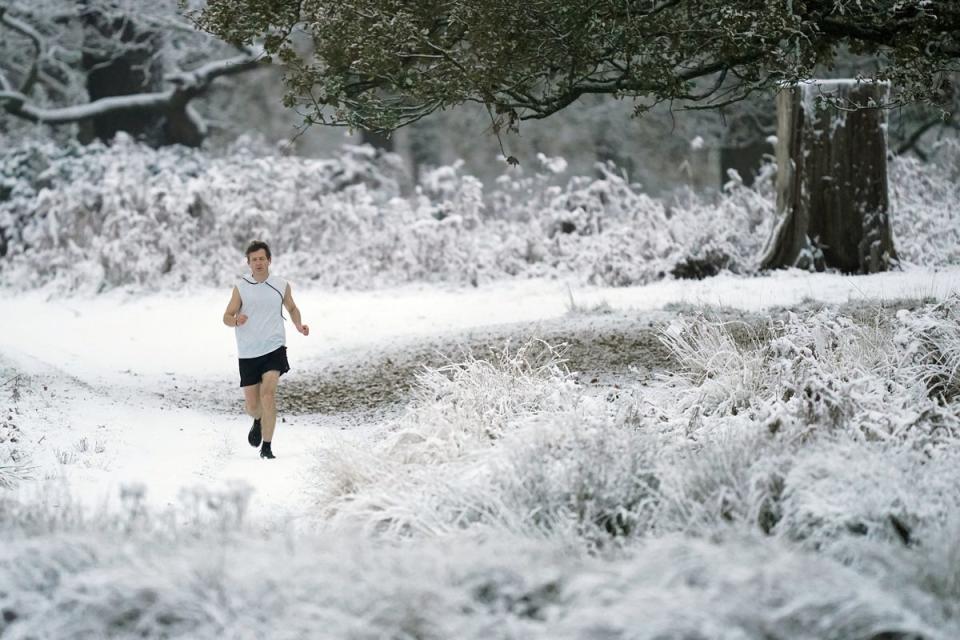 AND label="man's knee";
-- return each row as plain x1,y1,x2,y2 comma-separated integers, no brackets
260,376,279,405
244,399,260,416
